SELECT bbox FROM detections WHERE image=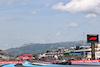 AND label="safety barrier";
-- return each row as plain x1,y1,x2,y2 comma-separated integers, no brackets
71,60,100,64
0,61,25,64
